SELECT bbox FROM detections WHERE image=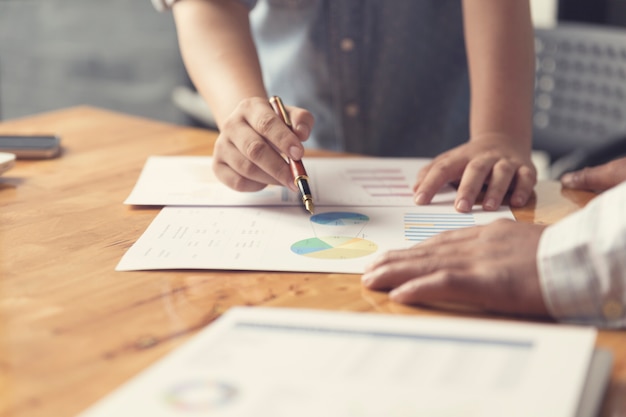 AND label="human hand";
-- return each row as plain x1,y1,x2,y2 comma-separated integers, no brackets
361,219,550,317
212,97,314,192
561,156,626,192
413,134,536,212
